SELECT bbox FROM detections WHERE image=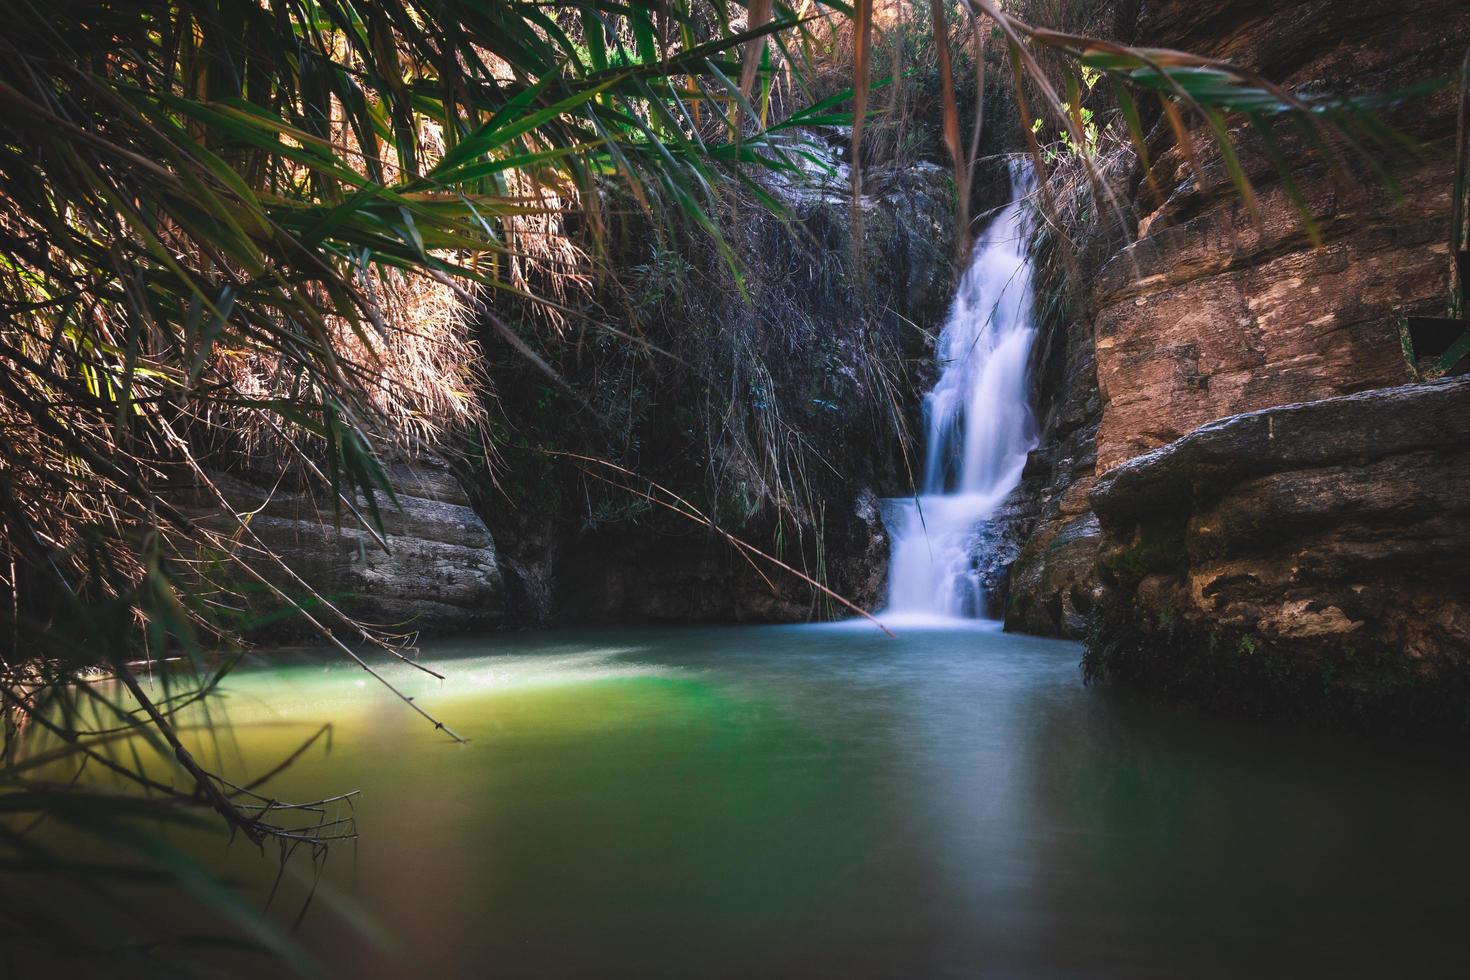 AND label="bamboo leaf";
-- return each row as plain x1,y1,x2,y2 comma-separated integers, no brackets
1201,105,1260,223
740,0,775,98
